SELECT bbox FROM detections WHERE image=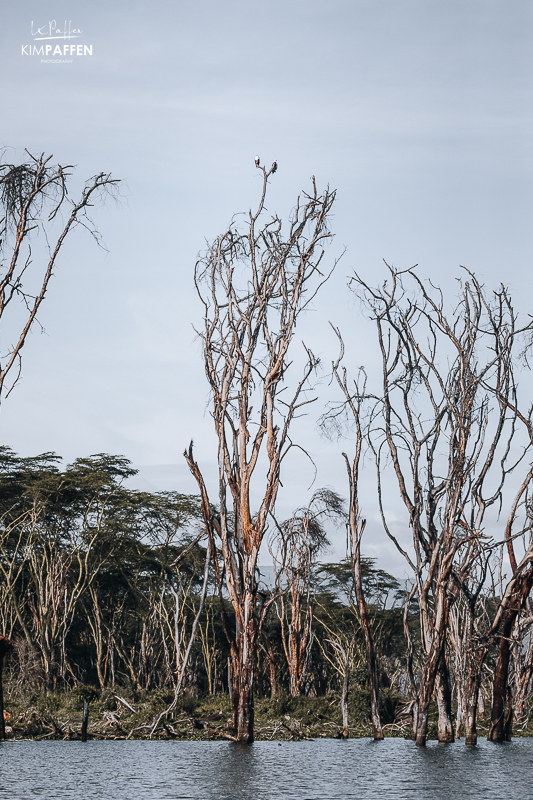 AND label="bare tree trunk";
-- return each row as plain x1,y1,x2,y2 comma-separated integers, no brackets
352,544,383,740
488,618,514,741
465,673,481,746
0,637,13,740
514,622,533,721
341,664,350,739
488,571,533,741
415,584,450,746
504,692,514,740
435,653,454,742
232,621,256,742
